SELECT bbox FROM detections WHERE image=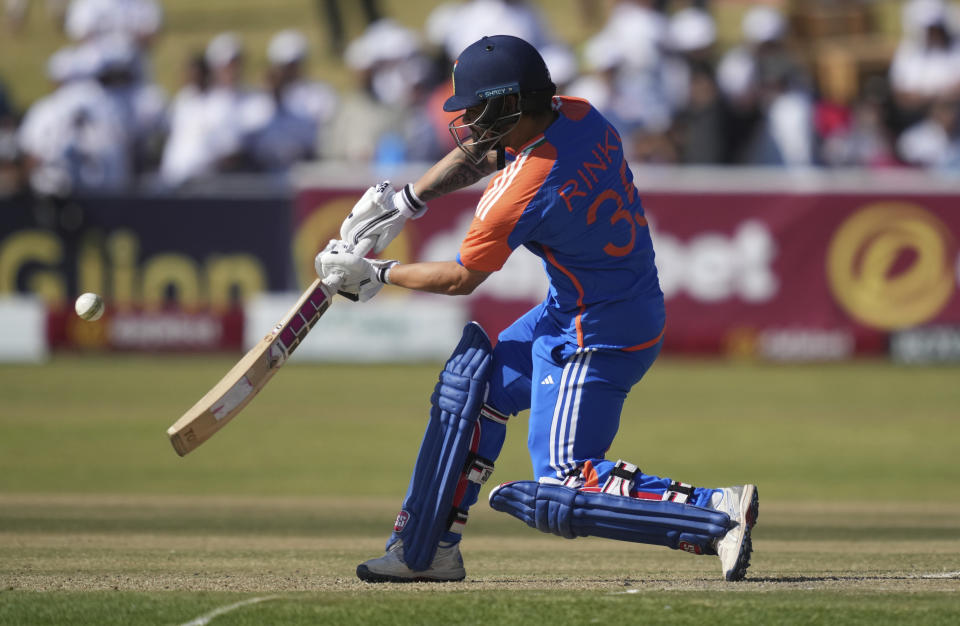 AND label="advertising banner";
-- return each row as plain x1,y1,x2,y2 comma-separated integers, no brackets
3,180,957,358
294,185,960,359
0,194,292,351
